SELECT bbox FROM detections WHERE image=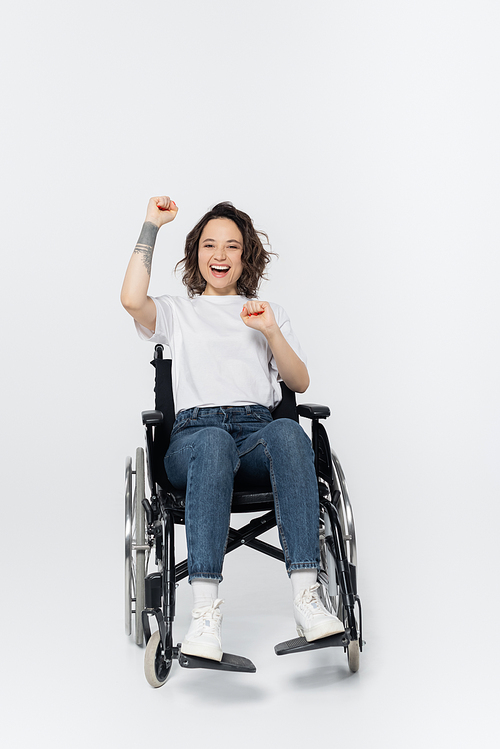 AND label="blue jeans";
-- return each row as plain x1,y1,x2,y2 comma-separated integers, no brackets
164,405,320,582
